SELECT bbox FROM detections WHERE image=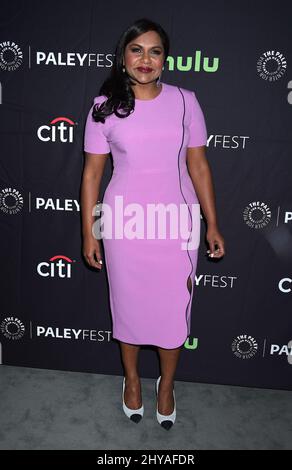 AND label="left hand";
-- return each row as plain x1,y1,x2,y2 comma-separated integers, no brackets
206,225,225,259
